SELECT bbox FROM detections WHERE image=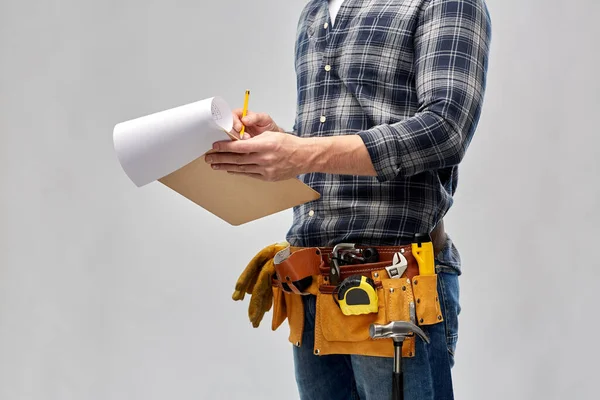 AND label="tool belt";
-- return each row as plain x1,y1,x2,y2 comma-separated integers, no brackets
270,221,446,358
